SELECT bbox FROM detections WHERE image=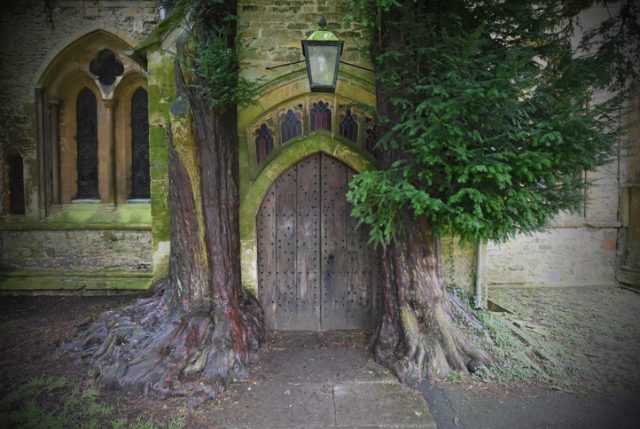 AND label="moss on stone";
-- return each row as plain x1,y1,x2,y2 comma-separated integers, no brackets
14,203,153,228
0,271,153,291
132,0,189,58
238,133,376,295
